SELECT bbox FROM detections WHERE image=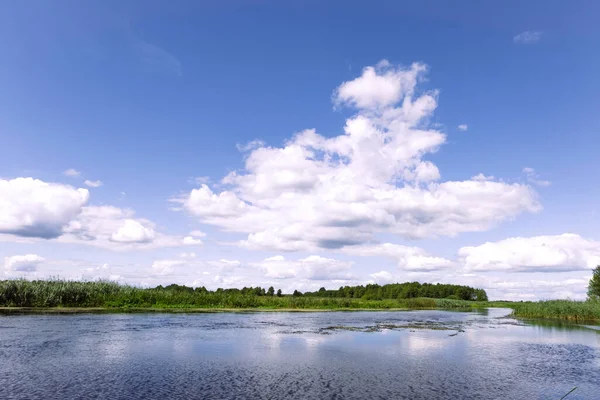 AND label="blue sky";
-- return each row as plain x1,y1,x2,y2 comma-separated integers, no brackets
1,0,599,300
